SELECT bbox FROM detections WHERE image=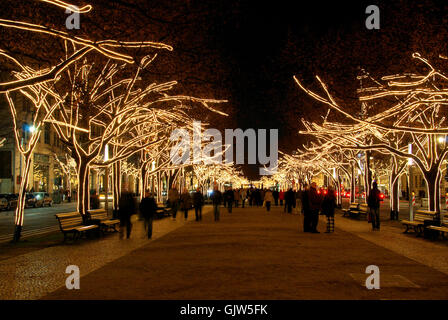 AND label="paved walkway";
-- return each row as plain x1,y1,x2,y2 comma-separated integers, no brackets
0,207,212,299
36,205,448,300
